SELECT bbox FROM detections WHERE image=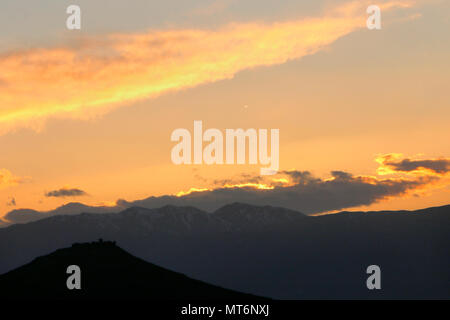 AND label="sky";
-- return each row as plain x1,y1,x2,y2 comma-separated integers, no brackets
0,0,449,223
